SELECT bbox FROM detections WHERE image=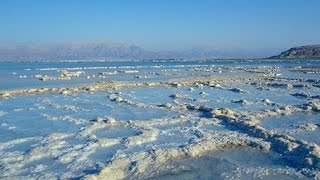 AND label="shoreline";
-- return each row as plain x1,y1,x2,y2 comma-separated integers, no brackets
0,58,320,63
